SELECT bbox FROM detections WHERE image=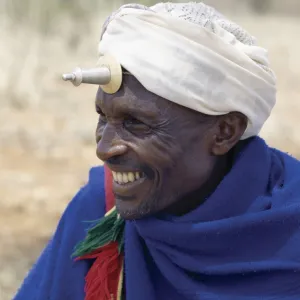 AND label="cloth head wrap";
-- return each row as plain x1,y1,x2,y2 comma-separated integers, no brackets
99,2,277,139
